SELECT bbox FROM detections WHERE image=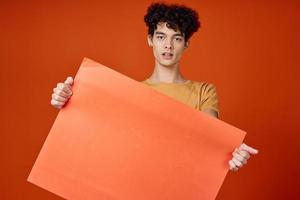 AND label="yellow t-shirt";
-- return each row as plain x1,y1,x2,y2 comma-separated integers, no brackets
141,79,219,117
